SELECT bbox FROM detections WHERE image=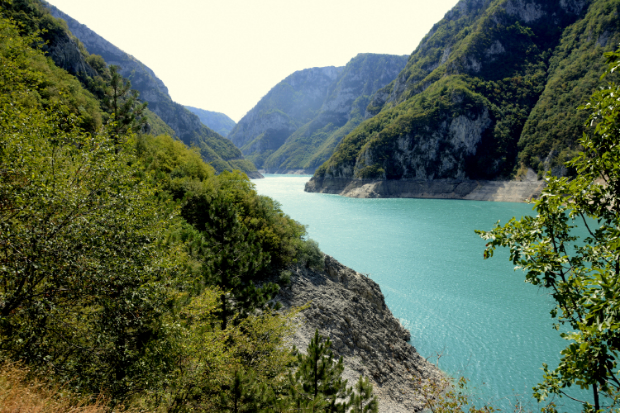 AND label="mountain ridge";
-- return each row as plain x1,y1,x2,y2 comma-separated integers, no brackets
307,0,620,199
45,2,261,178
